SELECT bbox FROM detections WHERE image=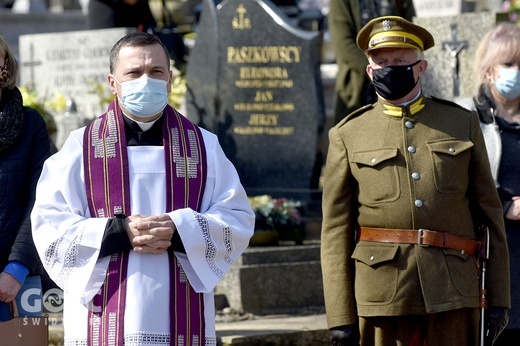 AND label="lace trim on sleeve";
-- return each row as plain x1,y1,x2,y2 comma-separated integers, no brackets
44,233,83,290
193,212,235,279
